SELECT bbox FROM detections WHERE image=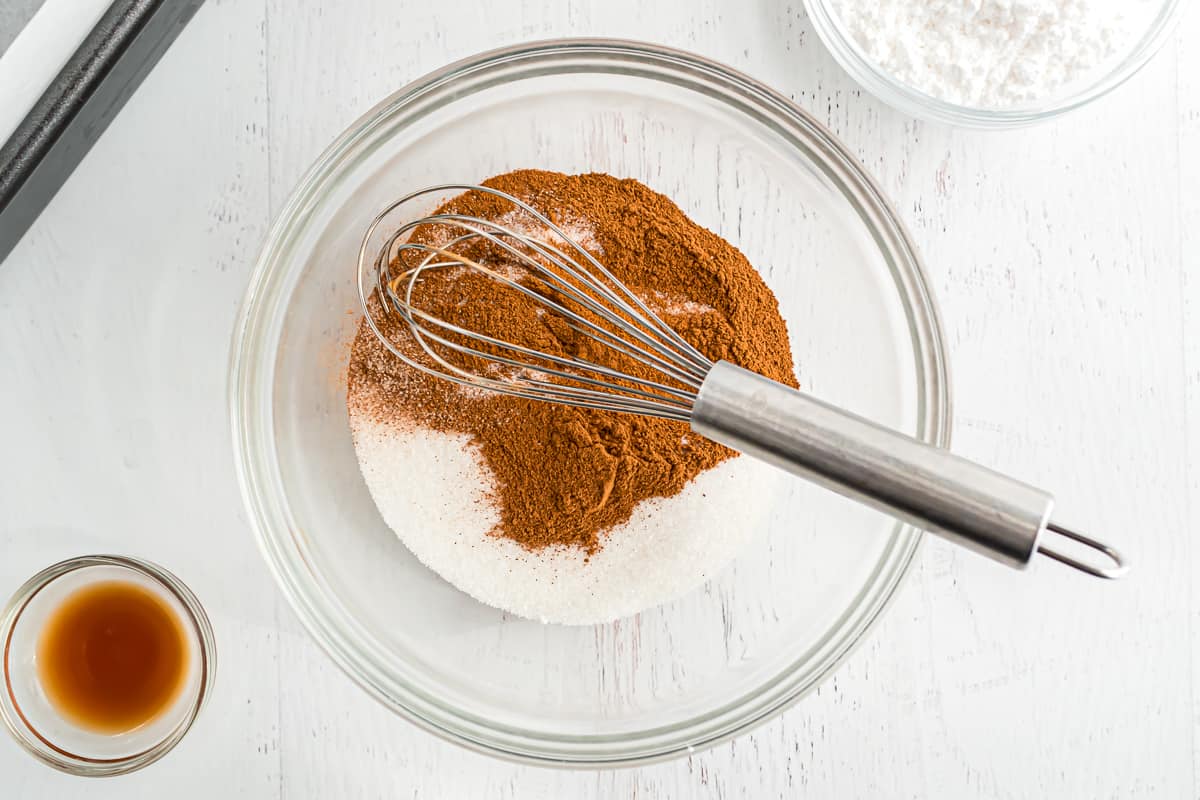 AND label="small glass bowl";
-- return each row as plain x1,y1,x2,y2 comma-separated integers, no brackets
804,0,1185,128
0,555,216,777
